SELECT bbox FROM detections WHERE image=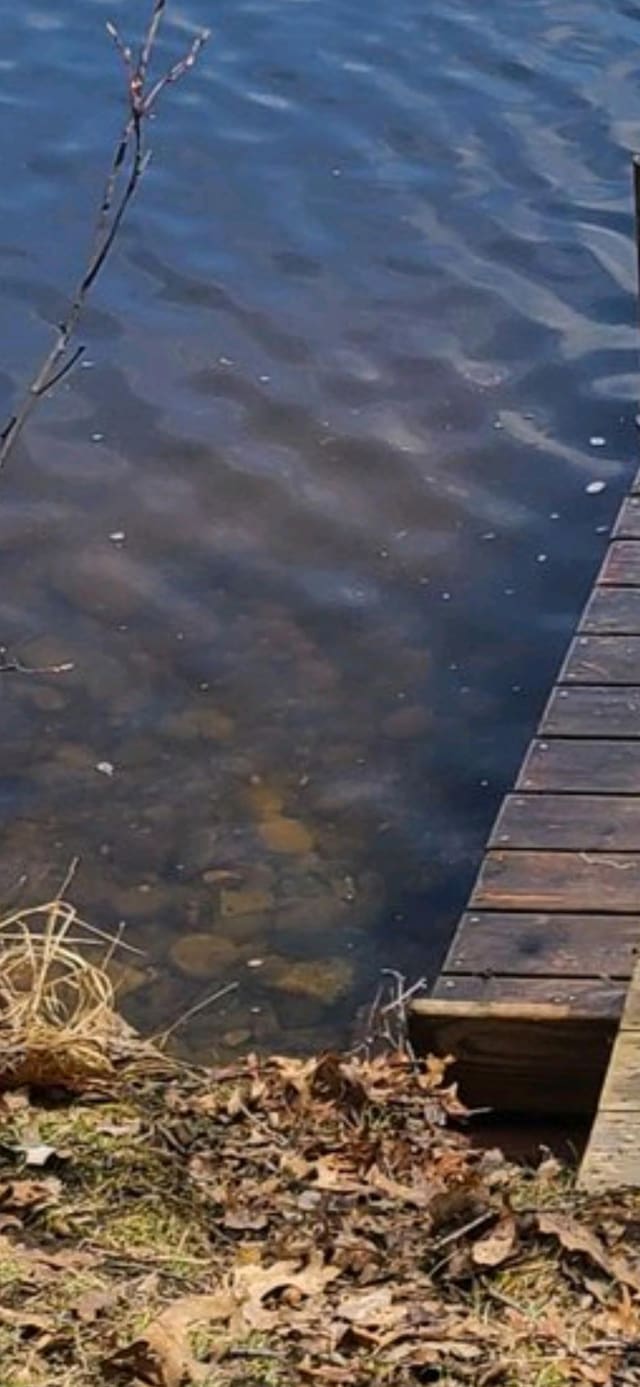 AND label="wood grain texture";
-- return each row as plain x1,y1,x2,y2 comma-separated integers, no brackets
580,587,640,634
597,1029,640,1109
540,687,640,736
579,1110,640,1190
580,959,640,1187
613,496,640,538
561,635,640,684
518,739,640,791
409,1000,615,1115
445,911,639,976
599,541,640,585
491,794,640,850
472,849,640,913
432,974,625,1015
